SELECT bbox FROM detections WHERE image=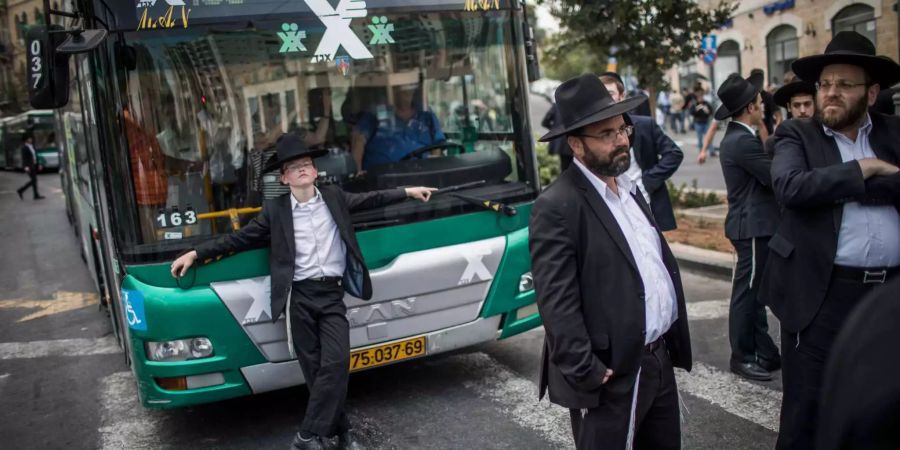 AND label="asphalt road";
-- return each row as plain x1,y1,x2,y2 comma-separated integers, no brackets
0,171,781,449
528,93,727,191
